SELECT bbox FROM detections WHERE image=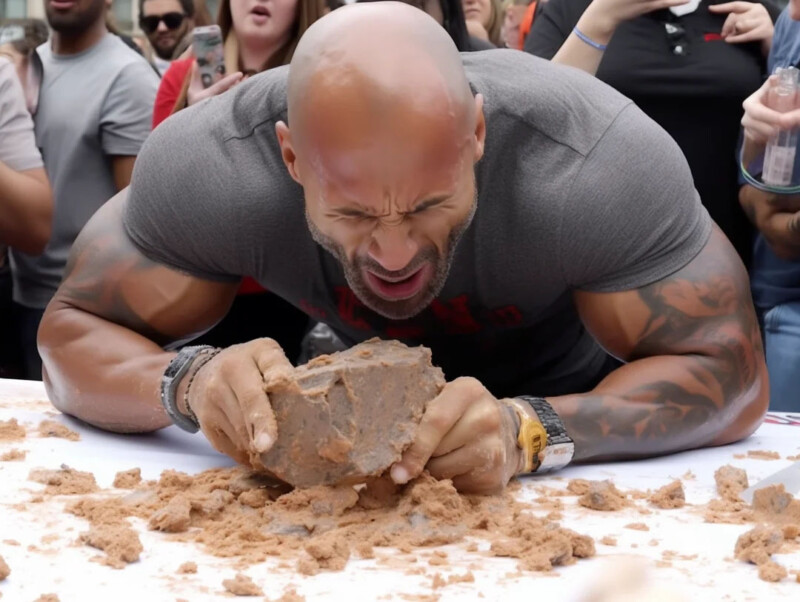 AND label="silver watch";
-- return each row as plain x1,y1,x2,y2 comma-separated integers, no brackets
516,396,575,472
